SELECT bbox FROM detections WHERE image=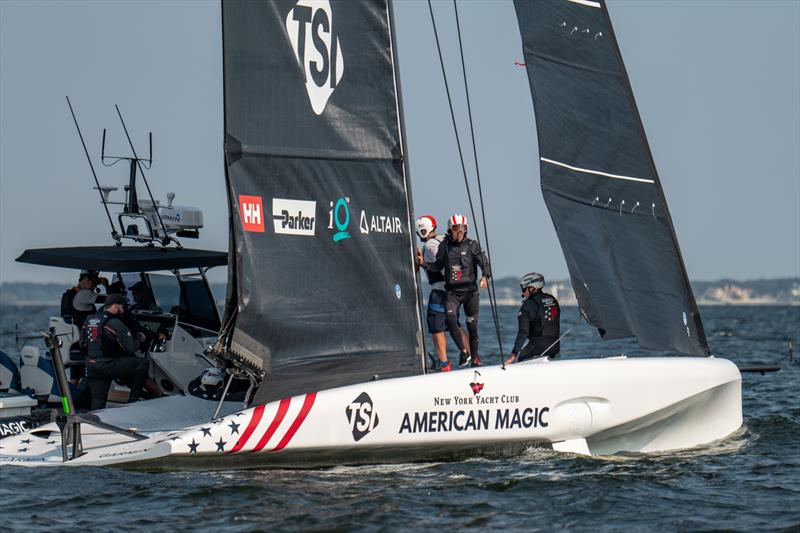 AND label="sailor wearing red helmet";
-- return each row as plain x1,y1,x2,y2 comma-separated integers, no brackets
415,215,470,372
417,213,491,367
